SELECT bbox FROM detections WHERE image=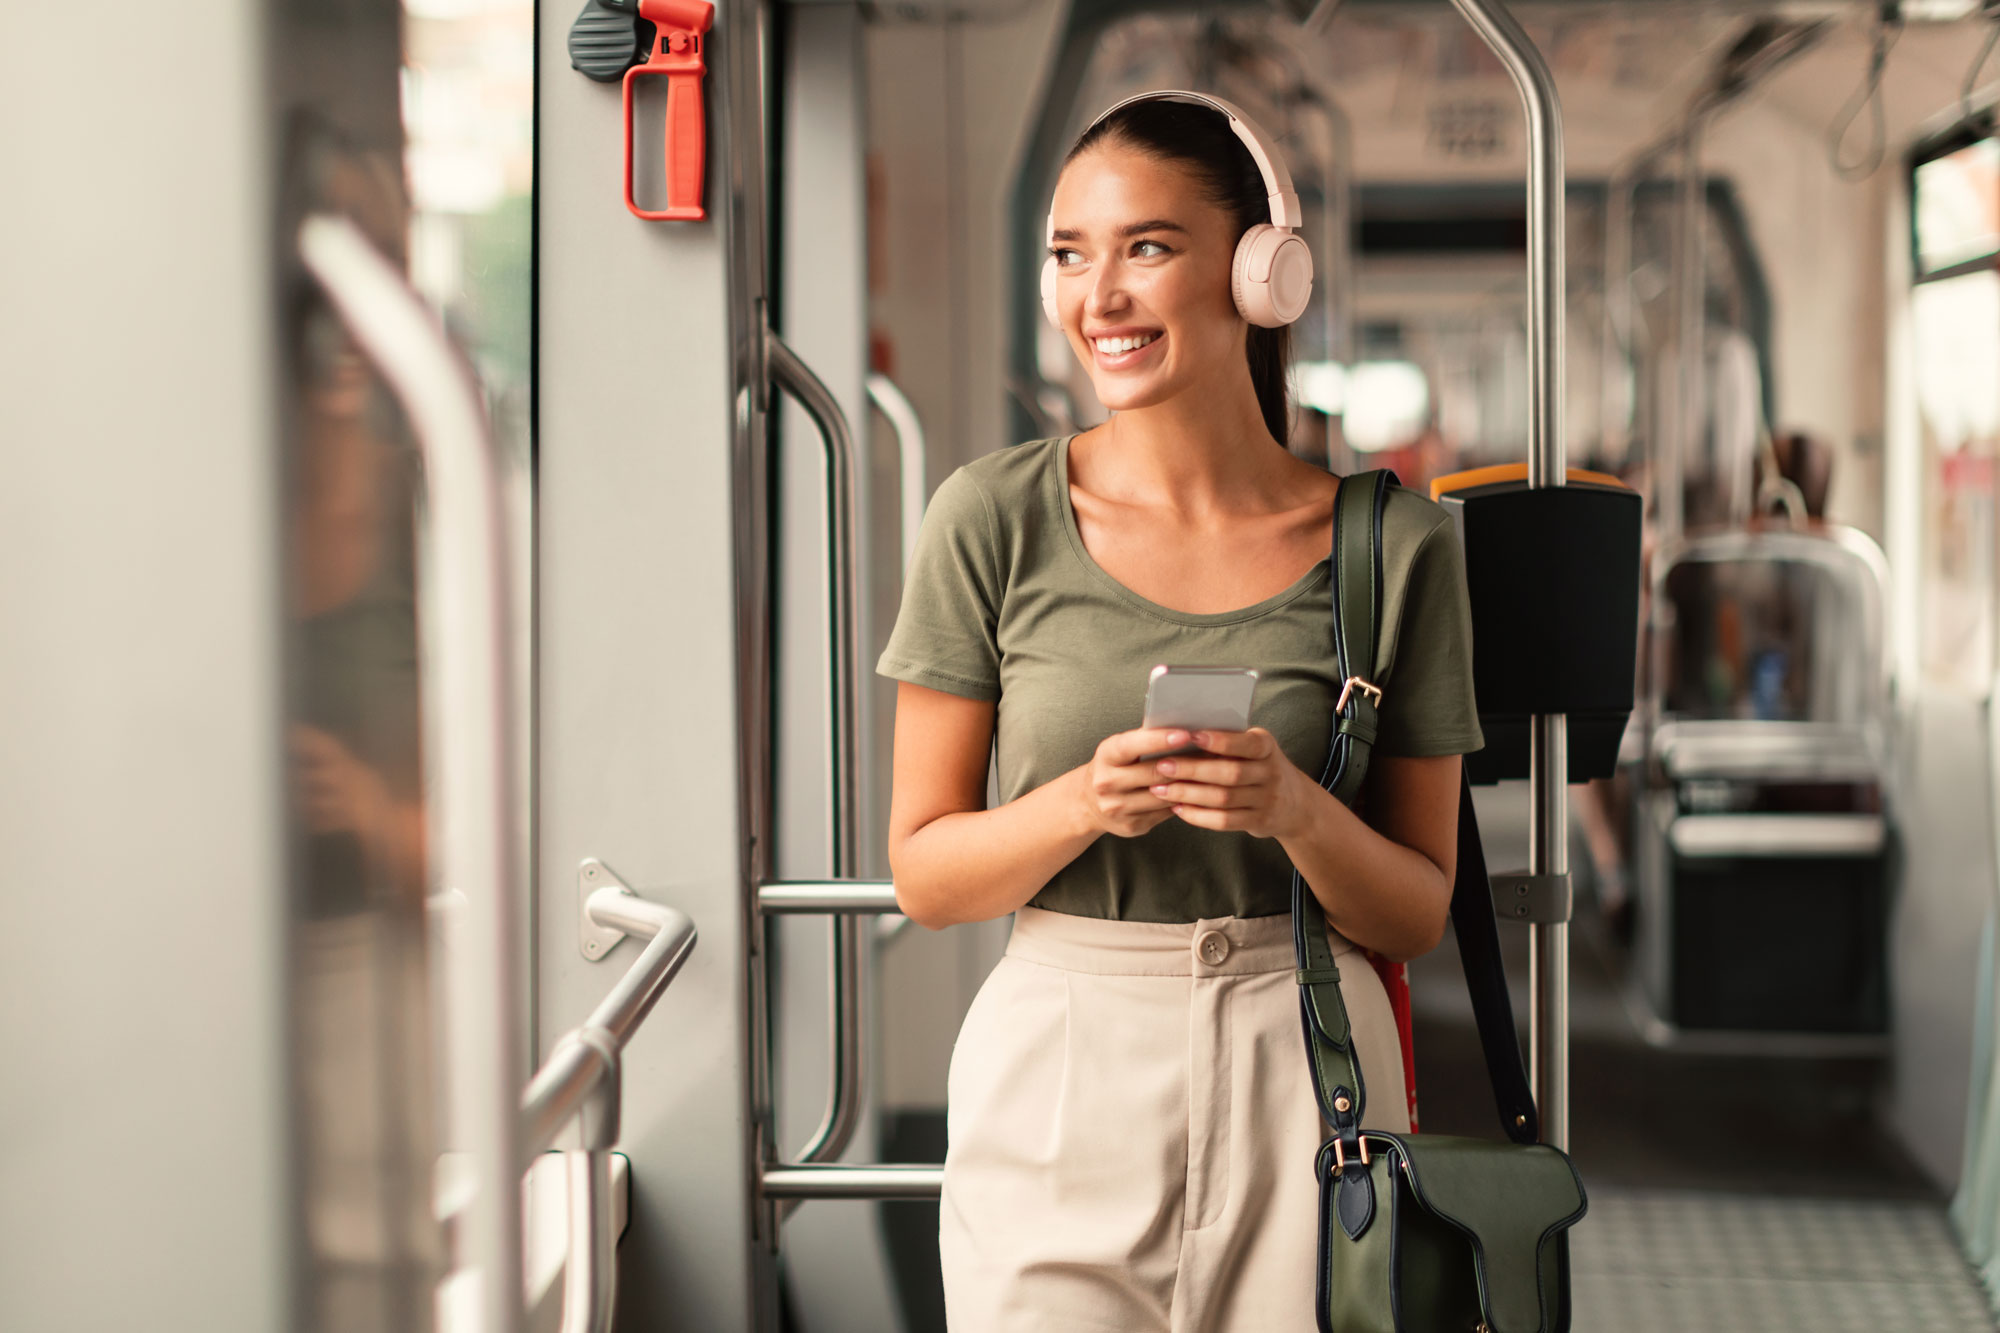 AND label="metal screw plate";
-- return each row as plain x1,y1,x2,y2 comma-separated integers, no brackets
578,857,632,961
